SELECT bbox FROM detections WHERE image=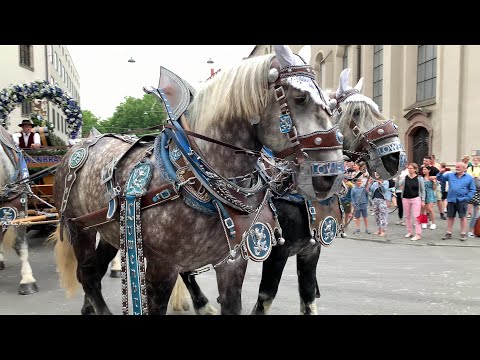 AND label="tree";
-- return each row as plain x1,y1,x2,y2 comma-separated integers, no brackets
102,94,166,136
81,109,105,137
